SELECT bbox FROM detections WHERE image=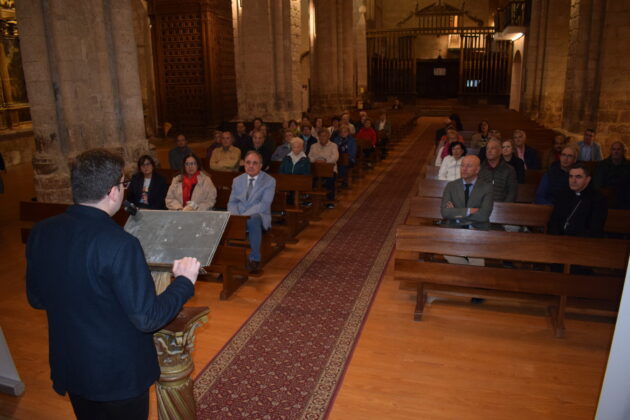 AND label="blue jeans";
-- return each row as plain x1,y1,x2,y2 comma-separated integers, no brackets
246,214,264,262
